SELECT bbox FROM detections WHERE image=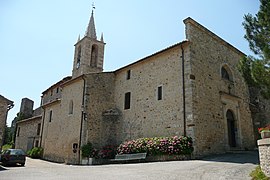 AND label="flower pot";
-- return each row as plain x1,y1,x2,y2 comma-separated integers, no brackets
81,158,88,165
261,131,270,139
88,158,93,165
